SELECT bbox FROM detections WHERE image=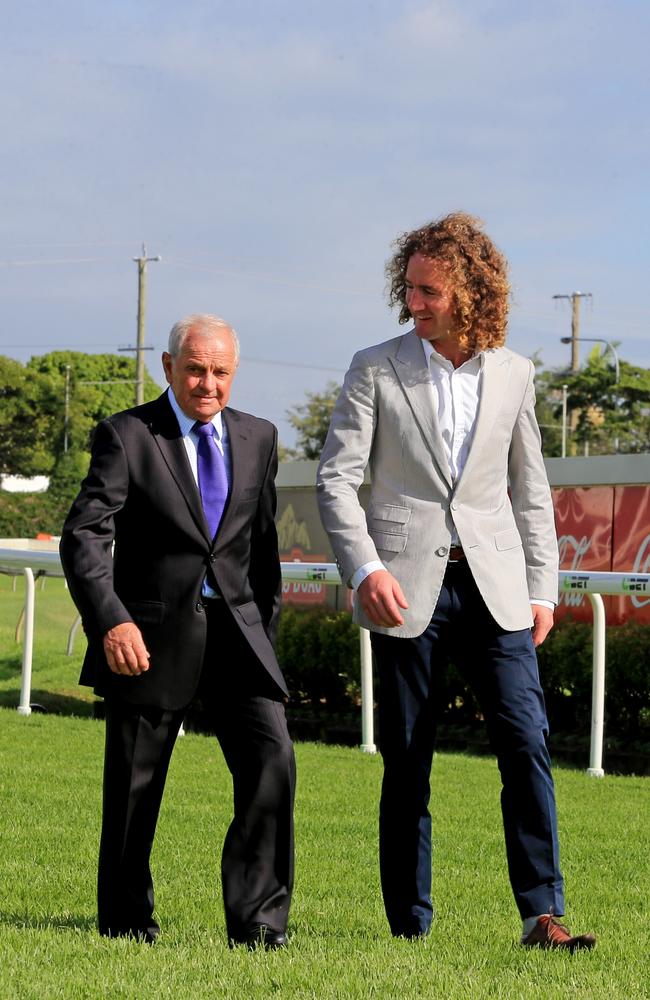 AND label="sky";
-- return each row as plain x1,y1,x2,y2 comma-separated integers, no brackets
2,0,649,447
